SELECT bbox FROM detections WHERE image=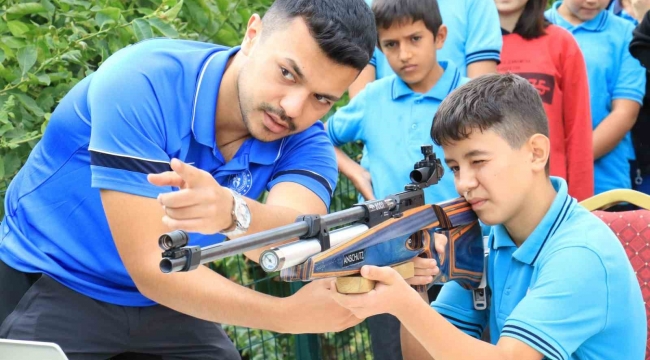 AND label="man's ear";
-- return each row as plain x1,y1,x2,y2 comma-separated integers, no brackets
434,24,447,50
241,14,262,56
528,133,550,173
